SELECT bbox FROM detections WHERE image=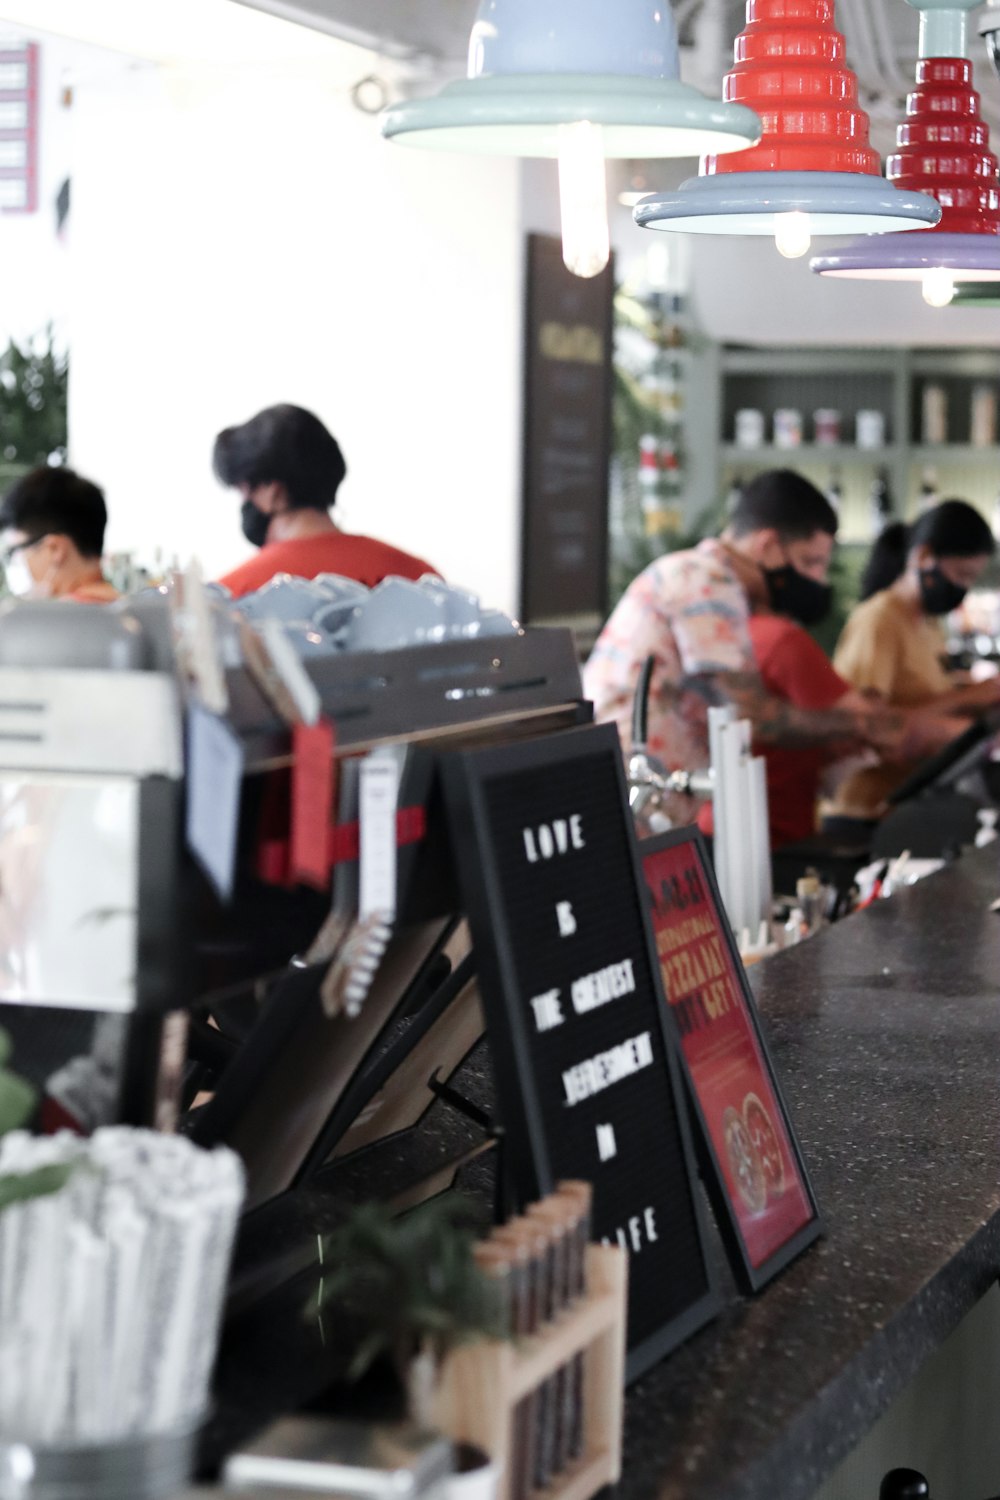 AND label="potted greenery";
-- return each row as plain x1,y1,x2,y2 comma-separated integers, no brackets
0,1028,73,1209
313,1195,508,1500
